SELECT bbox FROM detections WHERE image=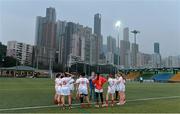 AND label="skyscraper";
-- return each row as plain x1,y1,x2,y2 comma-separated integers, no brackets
120,40,130,67
83,27,92,63
90,34,99,65
56,20,67,64
120,27,131,68
154,42,160,54
62,22,76,67
94,13,101,36
152,42,161,68
106,36,116,65
107,36,116,53
94,13,103,62
123,27,129,41
46,7,56,22
61,22,93,68
34,7,57,68
131,43,139,67
56,20,66,50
